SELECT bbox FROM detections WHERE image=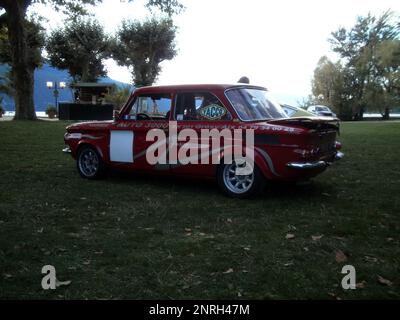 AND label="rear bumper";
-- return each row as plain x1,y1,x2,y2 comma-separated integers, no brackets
286,151,344,170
